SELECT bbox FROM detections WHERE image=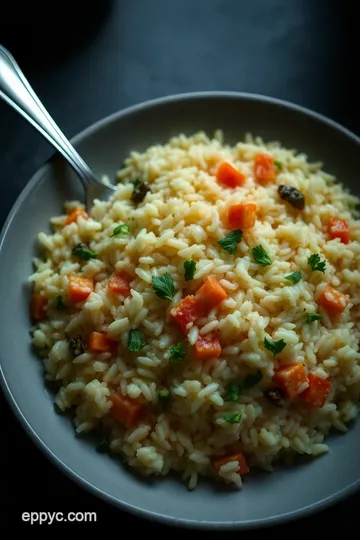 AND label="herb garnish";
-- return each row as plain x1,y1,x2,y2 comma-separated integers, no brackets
152,273,176,300
285,271,302,284
217,229,243,255
184,260,196,281
264,337,286,357
308,254,326,273
127,329,147,352
252,245,272,266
